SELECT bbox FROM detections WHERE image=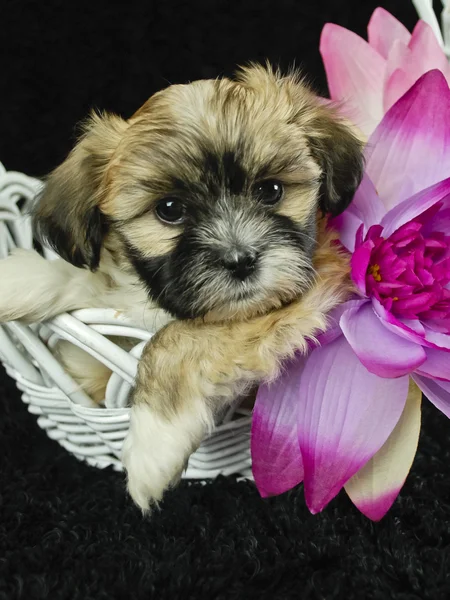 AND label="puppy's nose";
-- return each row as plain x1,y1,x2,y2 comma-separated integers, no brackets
221,250,258,280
